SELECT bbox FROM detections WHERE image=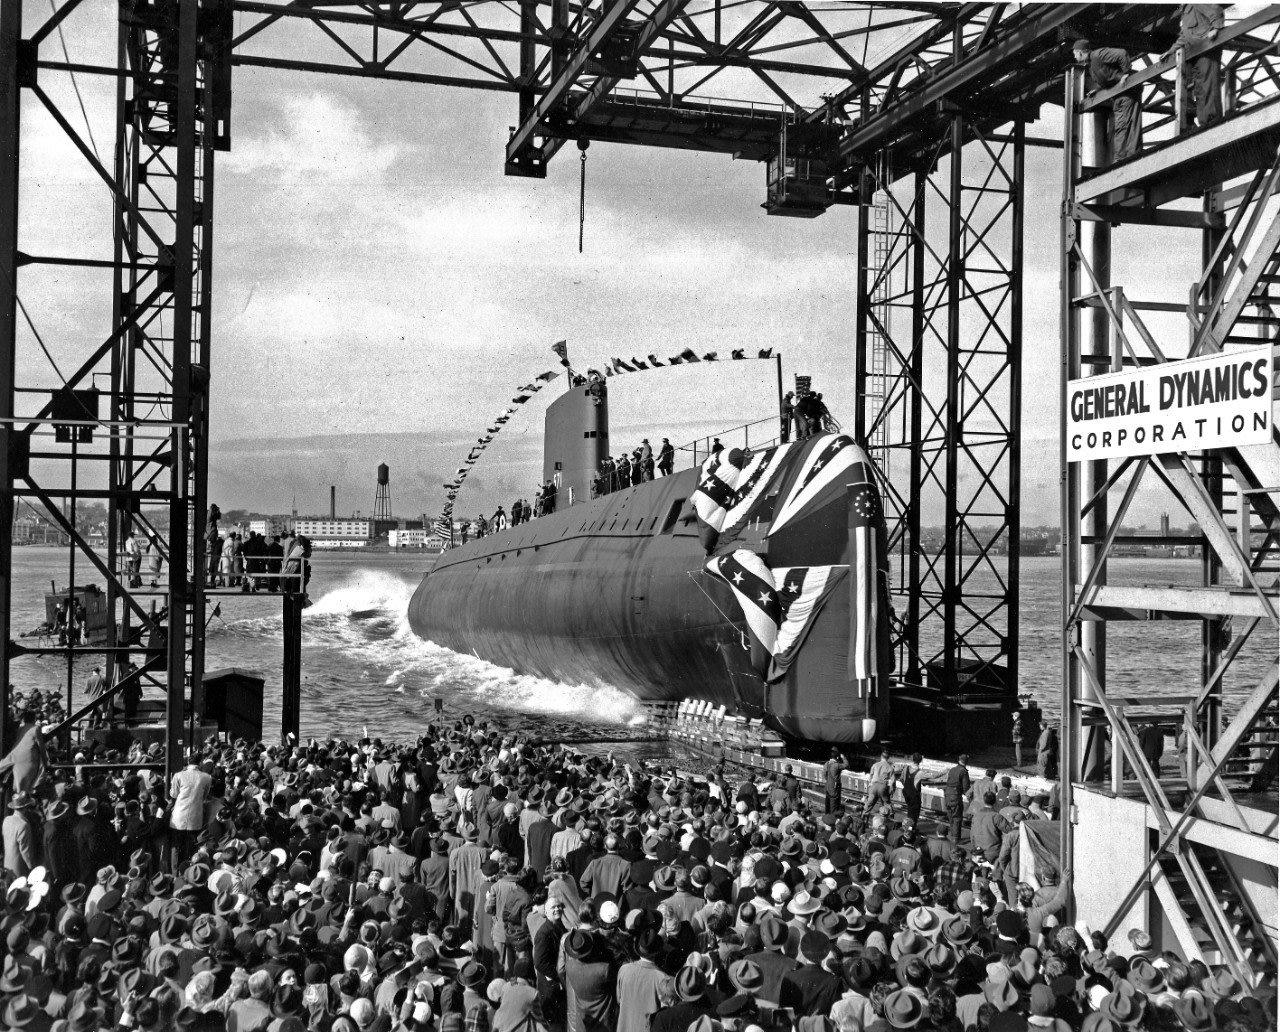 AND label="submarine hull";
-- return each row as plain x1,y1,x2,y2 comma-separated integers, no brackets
409,436,891,743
